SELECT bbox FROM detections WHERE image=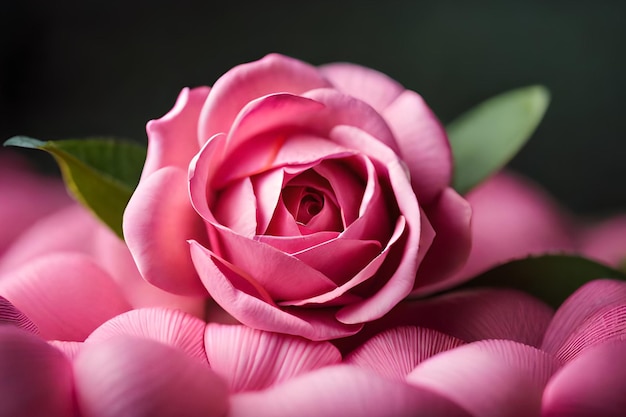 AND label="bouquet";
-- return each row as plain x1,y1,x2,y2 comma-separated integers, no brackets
1,53,625,417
